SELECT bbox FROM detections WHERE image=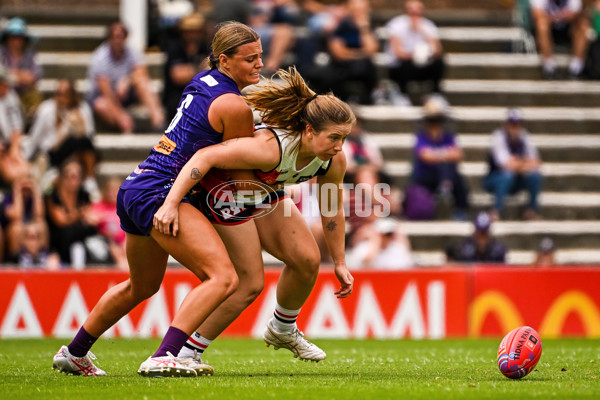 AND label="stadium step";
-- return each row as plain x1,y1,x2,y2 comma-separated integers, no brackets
373,133,600,163
383,160,600,191
37,52,164,83
0,6,118,25
404,220,600,252
356,105,600,134
442,80,600,107
94,133,600,163
9,6,600,265
38,75,600,111
94,133,161,161
444,53,570,80
410,248,600,266
377,26,526,54
29,24,105,52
